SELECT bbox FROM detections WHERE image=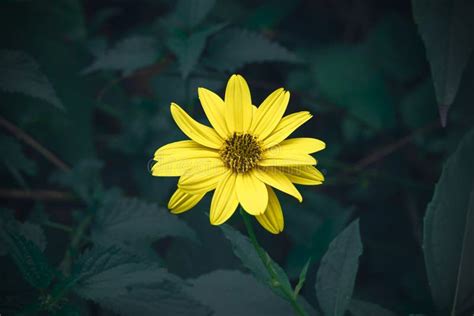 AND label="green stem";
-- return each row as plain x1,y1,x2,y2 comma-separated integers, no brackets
59,214,93,275
42,221,74,233
240,210,309,316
